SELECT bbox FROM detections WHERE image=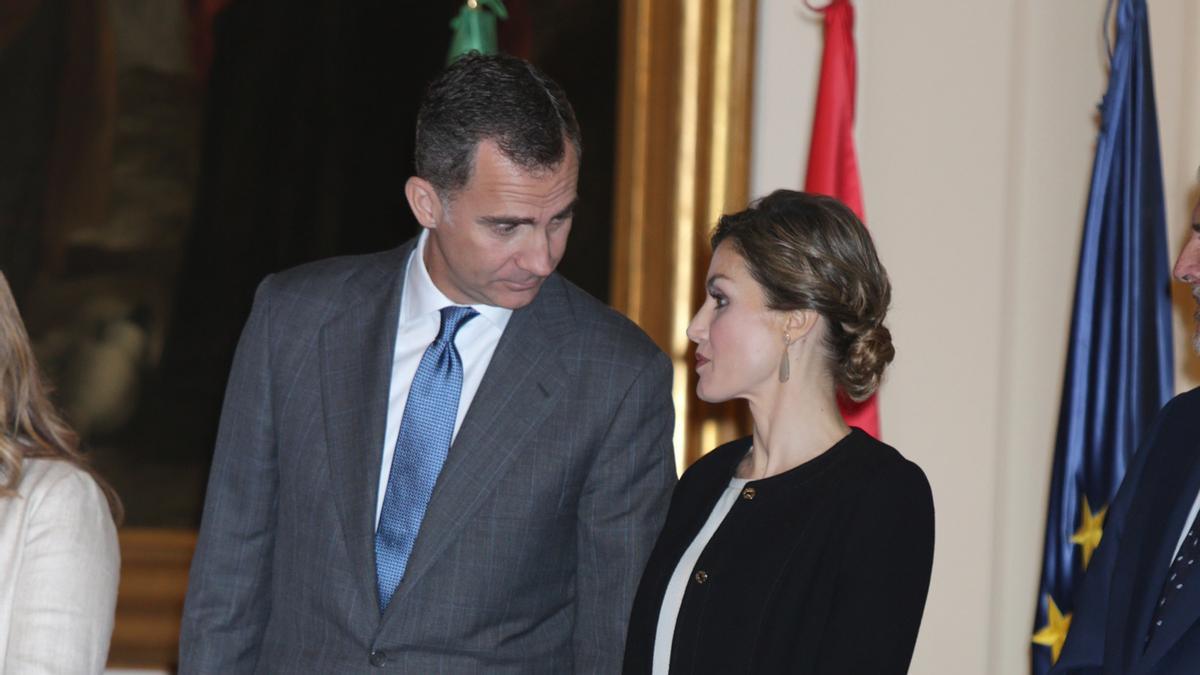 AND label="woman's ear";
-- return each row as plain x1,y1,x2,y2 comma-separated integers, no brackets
784,309,821,342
